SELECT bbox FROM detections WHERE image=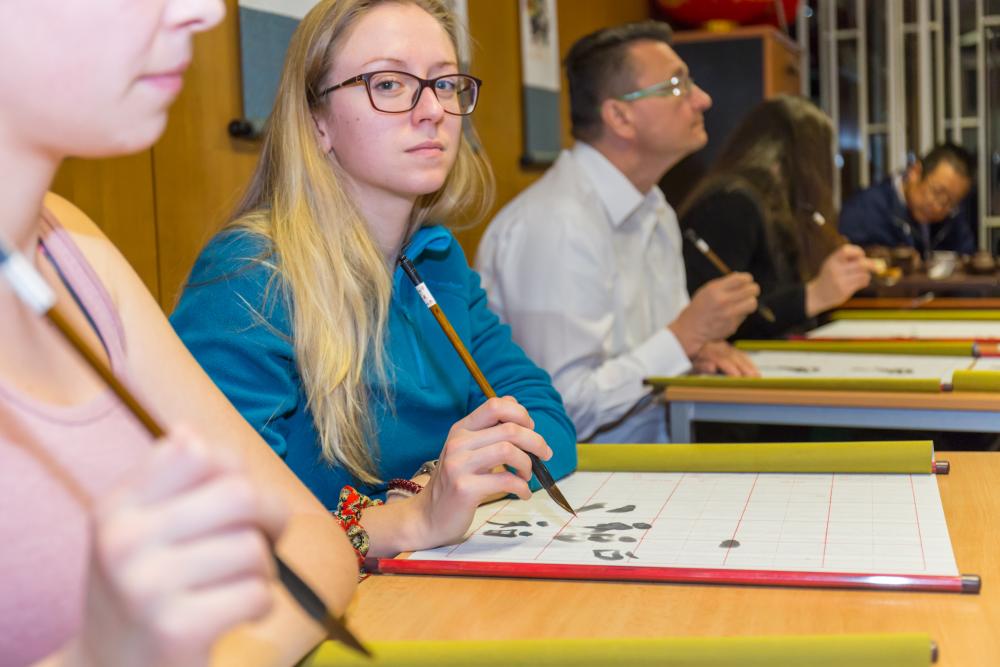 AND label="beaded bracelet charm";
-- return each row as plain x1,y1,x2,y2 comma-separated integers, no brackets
386,477,423,499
